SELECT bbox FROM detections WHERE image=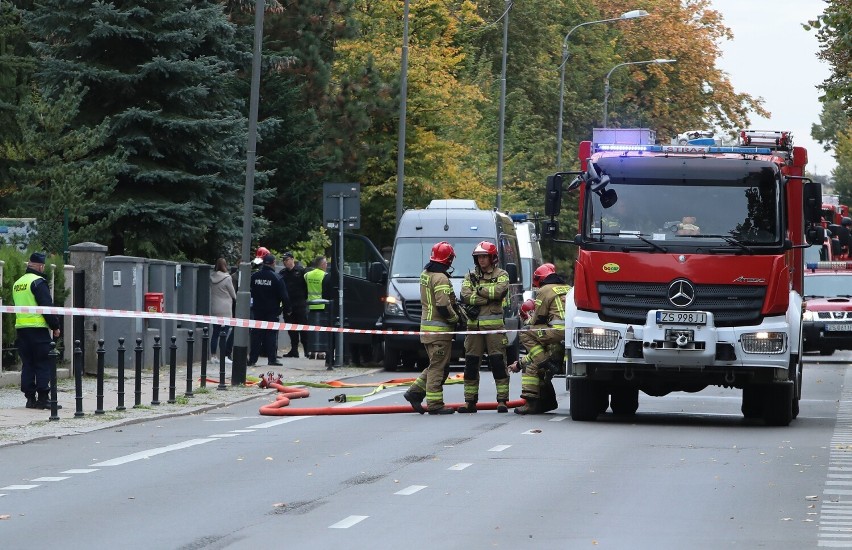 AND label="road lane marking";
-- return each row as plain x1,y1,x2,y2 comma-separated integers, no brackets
230,430,257,433
0,485,39,490
329,515,368,529
820,367,852,548
61,469,98,474
395,485,427,496
31,477,69,482
488,445,511,452
209,434,239,438
91,438,216,466
448,463,472,471
548,416,567,422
